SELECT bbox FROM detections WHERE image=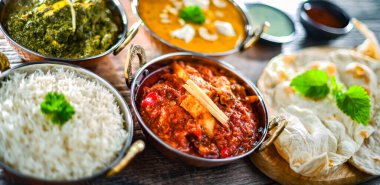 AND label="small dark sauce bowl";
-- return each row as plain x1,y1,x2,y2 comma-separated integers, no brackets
299,0,353,40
